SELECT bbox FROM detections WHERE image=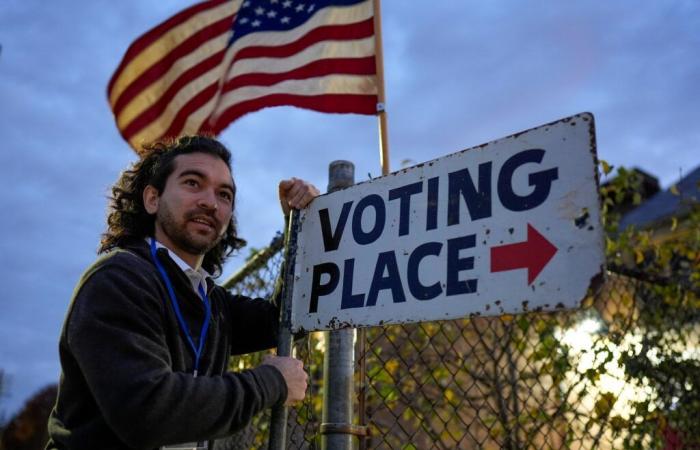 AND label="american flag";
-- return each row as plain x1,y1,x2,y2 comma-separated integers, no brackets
108,0,378,151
